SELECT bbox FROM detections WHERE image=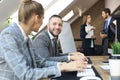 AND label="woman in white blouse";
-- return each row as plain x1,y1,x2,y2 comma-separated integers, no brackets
80,14,96,56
